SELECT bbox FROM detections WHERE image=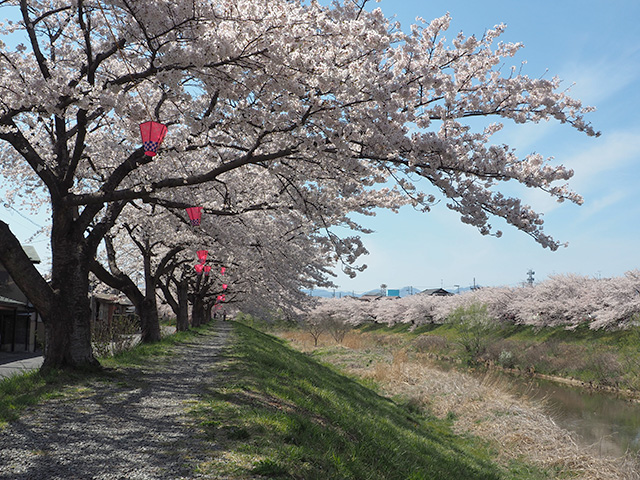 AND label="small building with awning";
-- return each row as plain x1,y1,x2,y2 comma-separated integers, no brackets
0,245,44,352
